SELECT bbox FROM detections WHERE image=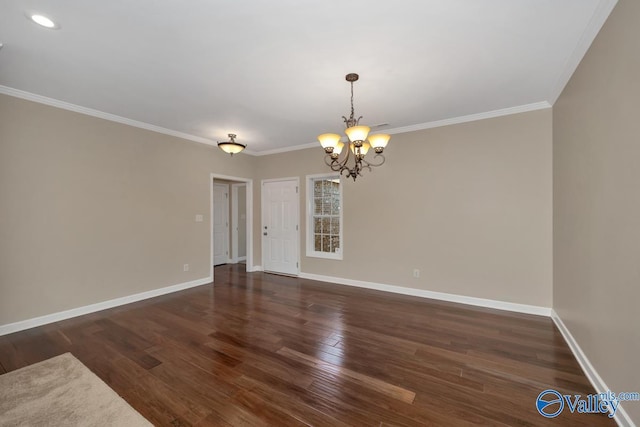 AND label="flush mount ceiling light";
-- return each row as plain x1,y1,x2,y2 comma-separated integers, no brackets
217,133,246,156
28,13,60,29
318,73,390,181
